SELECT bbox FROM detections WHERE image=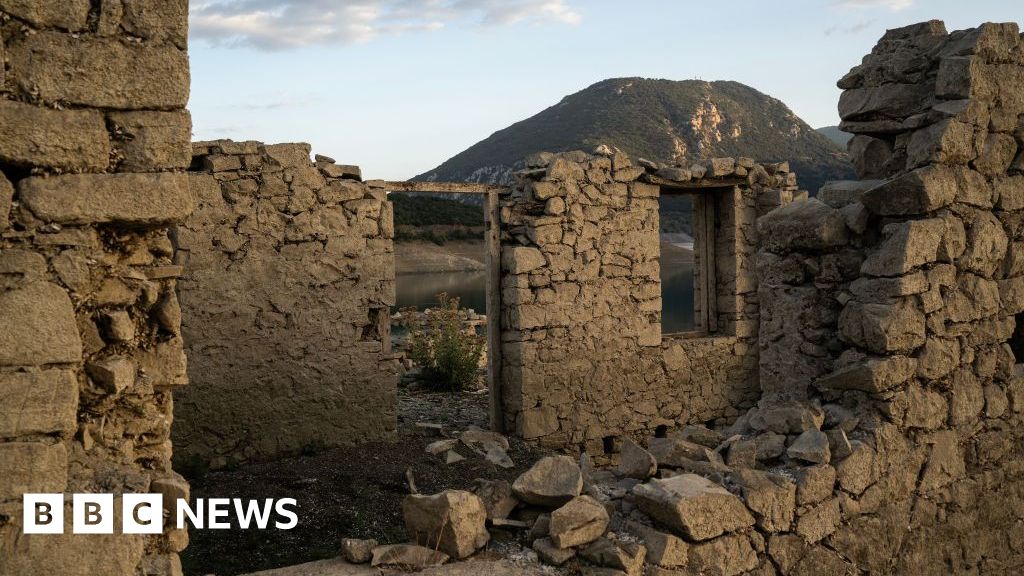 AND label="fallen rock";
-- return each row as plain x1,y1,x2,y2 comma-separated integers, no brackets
687,533,759,576
370,544,448,569
341,538,377,564
445,450,466,465
731,469,796,532
512,455,583,507
549,495,610,548
624,521,688,568
472,479,518,520
648,437,711,466
533,537,575,566
619,439,657,479
425,439,458,456
675,425,724,449
787,430,832,464
794,465,837,506
402,490,489,559
632,474,755,541
580,537,646,575
749,403,824,434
